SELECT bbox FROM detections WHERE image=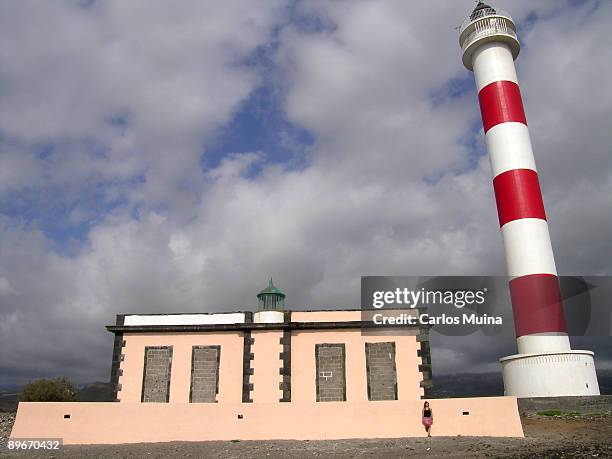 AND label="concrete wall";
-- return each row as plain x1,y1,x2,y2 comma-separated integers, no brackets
10,397,524,444
190,346,220,403
141,346,172,403
366,342,397,401
316,343,347,401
